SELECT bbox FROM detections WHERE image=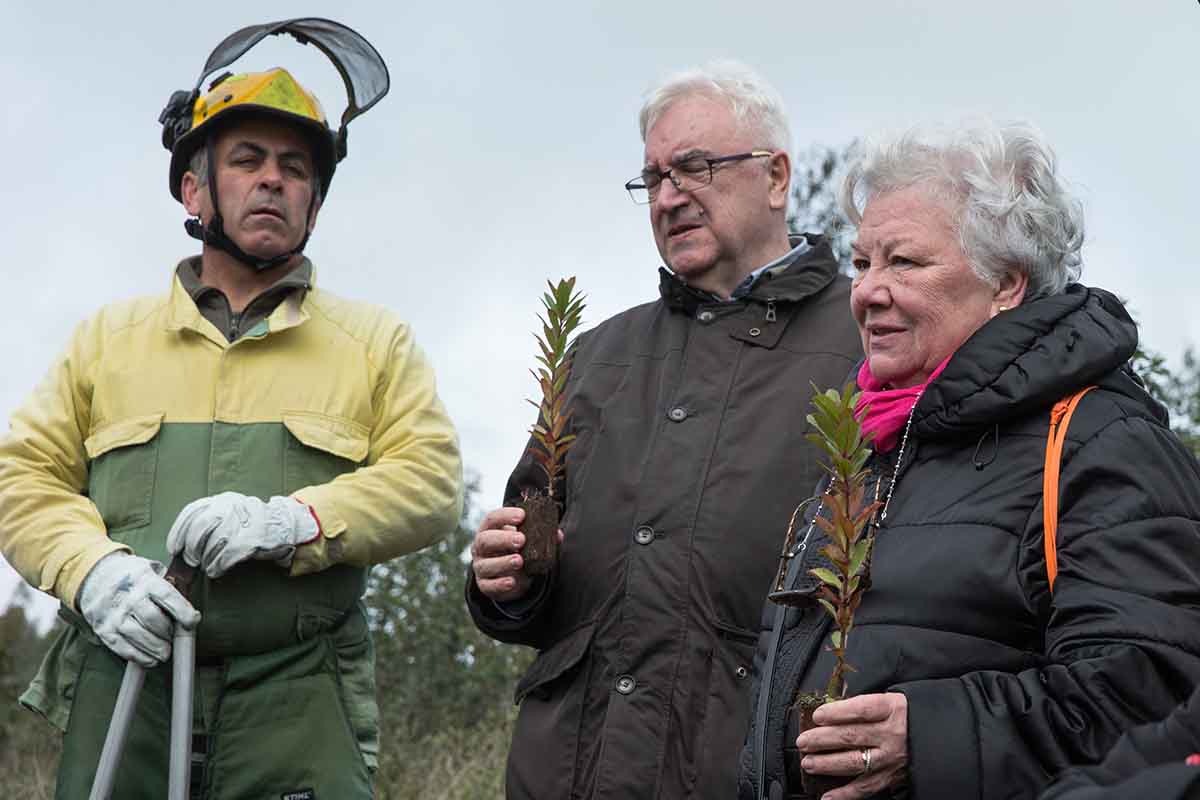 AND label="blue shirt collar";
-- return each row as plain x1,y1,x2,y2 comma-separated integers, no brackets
728,237,812,300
